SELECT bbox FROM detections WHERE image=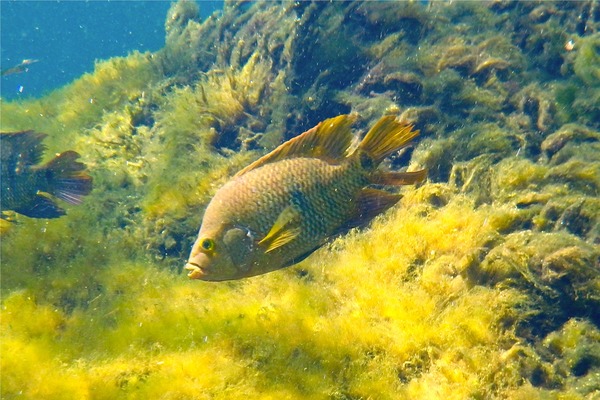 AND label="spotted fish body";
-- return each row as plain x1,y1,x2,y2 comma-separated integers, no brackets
186,115,426,281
